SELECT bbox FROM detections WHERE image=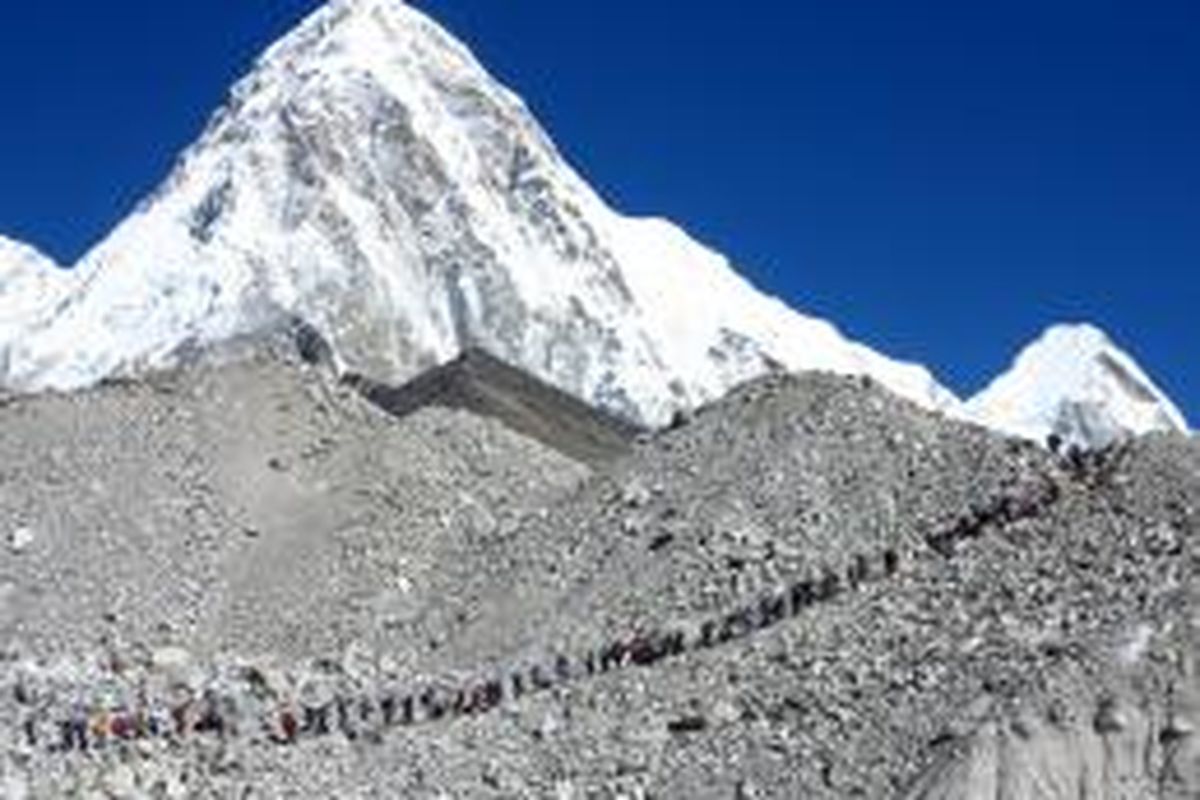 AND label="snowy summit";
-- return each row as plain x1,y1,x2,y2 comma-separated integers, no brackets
0,236,64,354
966,324,1189,449
0,0,1188,448
0,0,953,426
